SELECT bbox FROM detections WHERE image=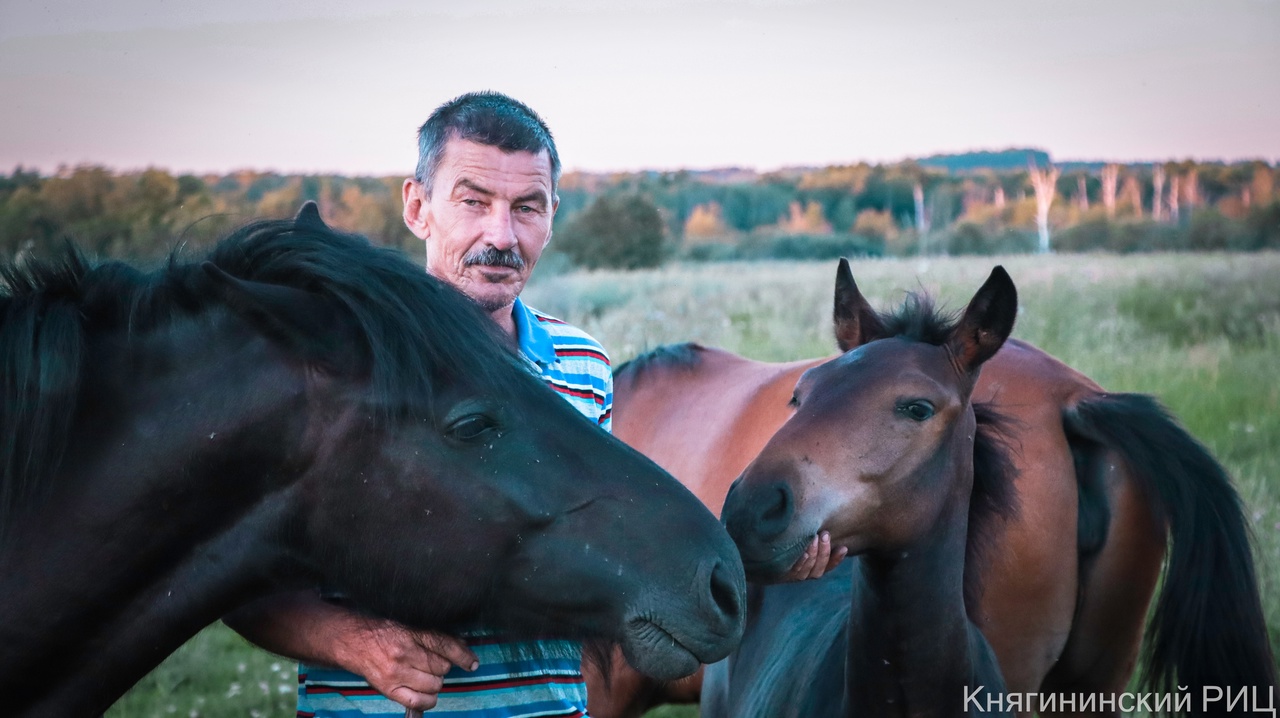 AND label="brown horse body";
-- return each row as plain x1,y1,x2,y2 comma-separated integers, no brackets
589,263,1273,717
610,346,1148,703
